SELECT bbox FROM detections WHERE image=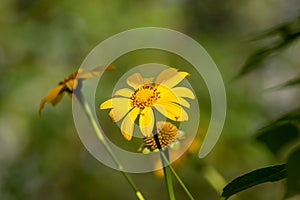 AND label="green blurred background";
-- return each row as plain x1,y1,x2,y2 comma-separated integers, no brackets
1,0,300,199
